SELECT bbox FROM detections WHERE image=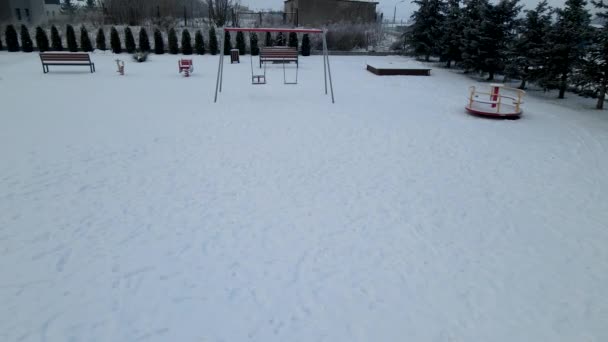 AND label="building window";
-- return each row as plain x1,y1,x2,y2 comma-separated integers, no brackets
52,11,55,17
25,9,30,21
15,8,22,21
